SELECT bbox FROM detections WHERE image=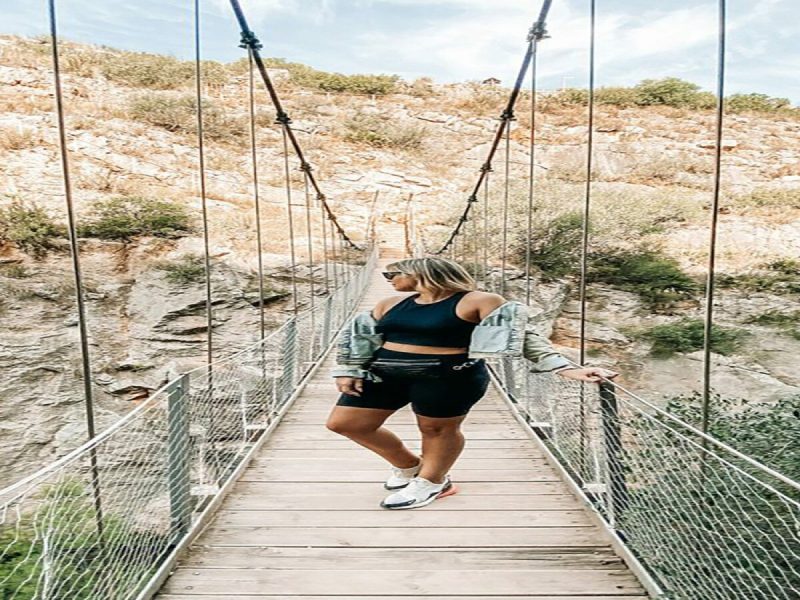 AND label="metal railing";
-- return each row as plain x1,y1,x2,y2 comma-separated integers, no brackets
0,244,378,600
490,356,800,600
